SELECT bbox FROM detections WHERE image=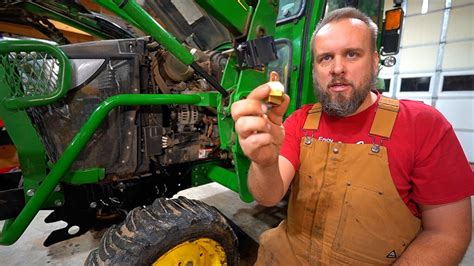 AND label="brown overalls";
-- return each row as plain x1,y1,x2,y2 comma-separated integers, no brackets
256,97,421,265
